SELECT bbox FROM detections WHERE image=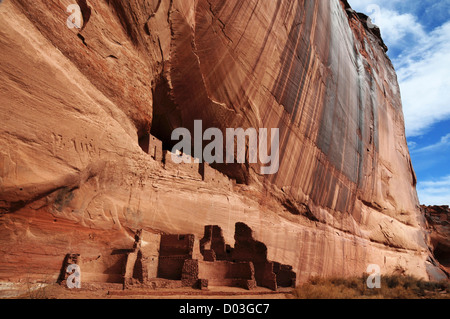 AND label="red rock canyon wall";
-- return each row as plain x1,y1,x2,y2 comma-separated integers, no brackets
0,0,446,295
